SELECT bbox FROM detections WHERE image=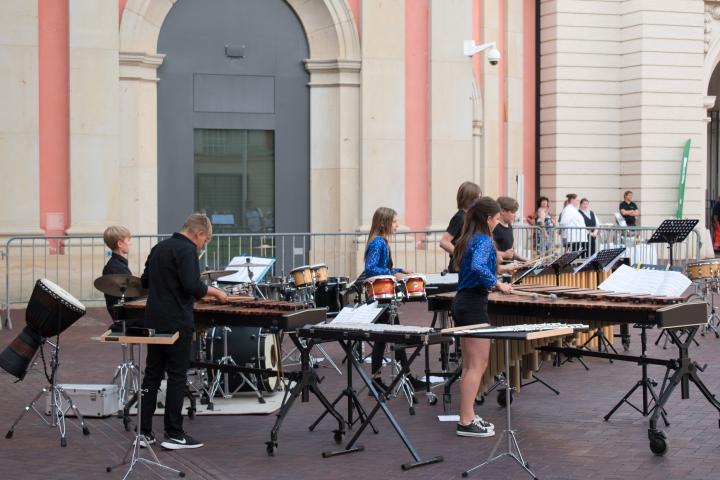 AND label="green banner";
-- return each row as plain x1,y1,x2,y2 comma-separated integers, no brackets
676,139,691,219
